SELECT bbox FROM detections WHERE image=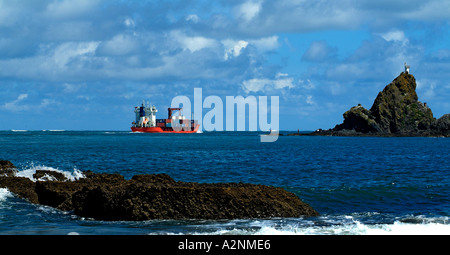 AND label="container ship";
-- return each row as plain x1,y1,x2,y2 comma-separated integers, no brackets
131,102,200,133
